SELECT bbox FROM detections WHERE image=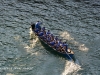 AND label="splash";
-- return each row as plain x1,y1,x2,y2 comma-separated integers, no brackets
61,61,81,75
78,44,89,51
6,73,14,75
14,28,39,55
60,31,89,52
